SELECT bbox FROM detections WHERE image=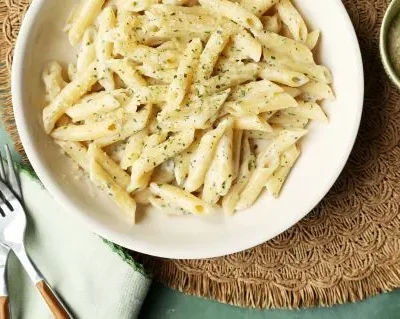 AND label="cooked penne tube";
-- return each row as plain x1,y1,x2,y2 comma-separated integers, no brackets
174,130,206,185
185,116,234,192
263,49,333,84
121,0,159,12
199,0,263,31
150,183,211,215
222,135,255,214
68,0,106,45
150,4,214,17
55,140,89,172
136,63,175,84
116,43,180,69
232,130,243,180
228,30,262,62
269,113,309,129
255,30,314,64
277,0,308,42
259,63,309,87
77,27,97,73
66,91,124,122
202,127,234,204
166,38,203,110
128,132,167,191
234,115,273,132
282,86,302,98
89,159,136,222
120,129,148,170
256,129,306,167
67,63,77,82
300,81,335,101
132,188,153,205
278,101,328,121
306,30,320,50
235,160,279,210
195,29,231,82
192,63,260,96
93,103,152,147
107,59,147,88
87,144,131,189
51,119,119,141
266,144,300,197
260,14,281,33
160,89,230,130
43,62,98,133
229,80,283,101
246,130,277,140
224,92,297,115
96,7,116,90
240,0,278,16
152,160,176,184
129,129,195,191
125,85,168,111
42,61,67,103
148,196,188,215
